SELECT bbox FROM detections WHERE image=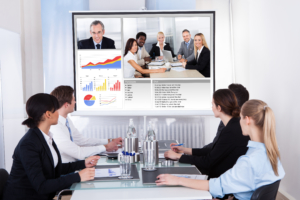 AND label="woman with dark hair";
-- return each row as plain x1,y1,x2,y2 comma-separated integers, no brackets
3,93,99,200
157,99,285,200
164,89,250,179
123,38,166,78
